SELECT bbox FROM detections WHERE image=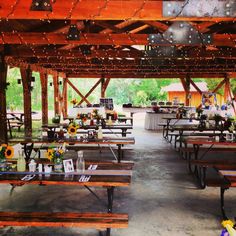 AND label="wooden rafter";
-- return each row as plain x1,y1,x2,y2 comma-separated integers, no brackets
143,21,168,33
100,21,136,34
0,1,235,21
5,57,65,77
0,33,235,47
